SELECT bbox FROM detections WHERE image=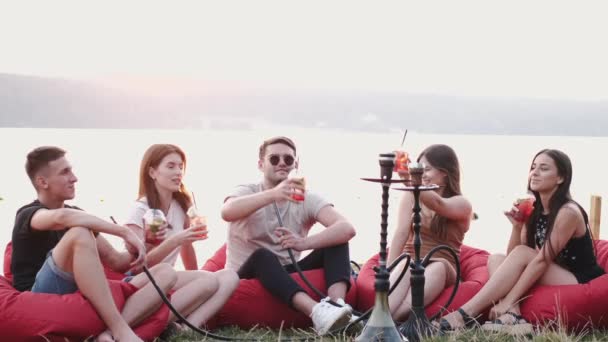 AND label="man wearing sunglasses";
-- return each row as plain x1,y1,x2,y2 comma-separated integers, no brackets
221,136,357,335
